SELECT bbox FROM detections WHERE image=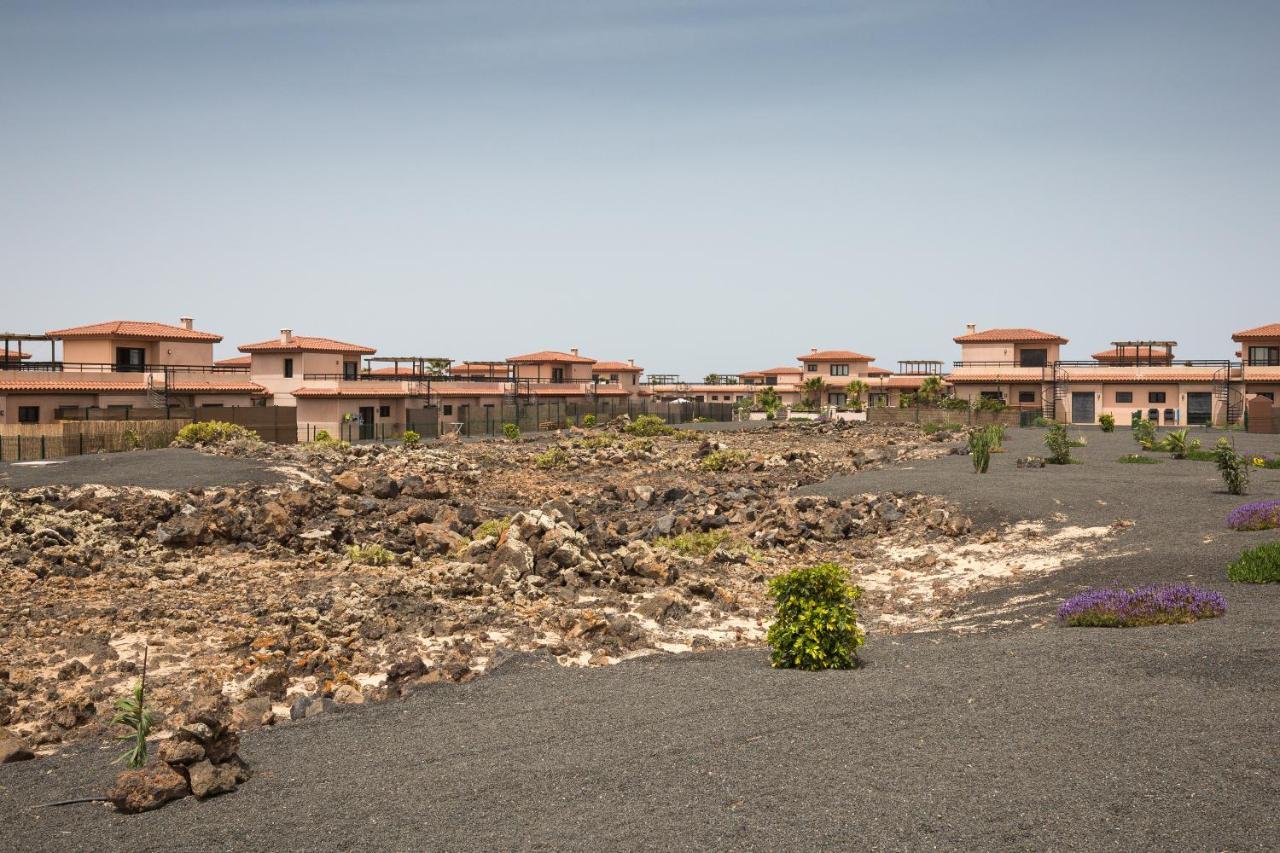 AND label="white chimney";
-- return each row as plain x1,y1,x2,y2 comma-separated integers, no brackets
570,347,579,356
965,323,976,335
280,329,293,344
628,358,635,367
810,347,818,354
179,317,193,330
